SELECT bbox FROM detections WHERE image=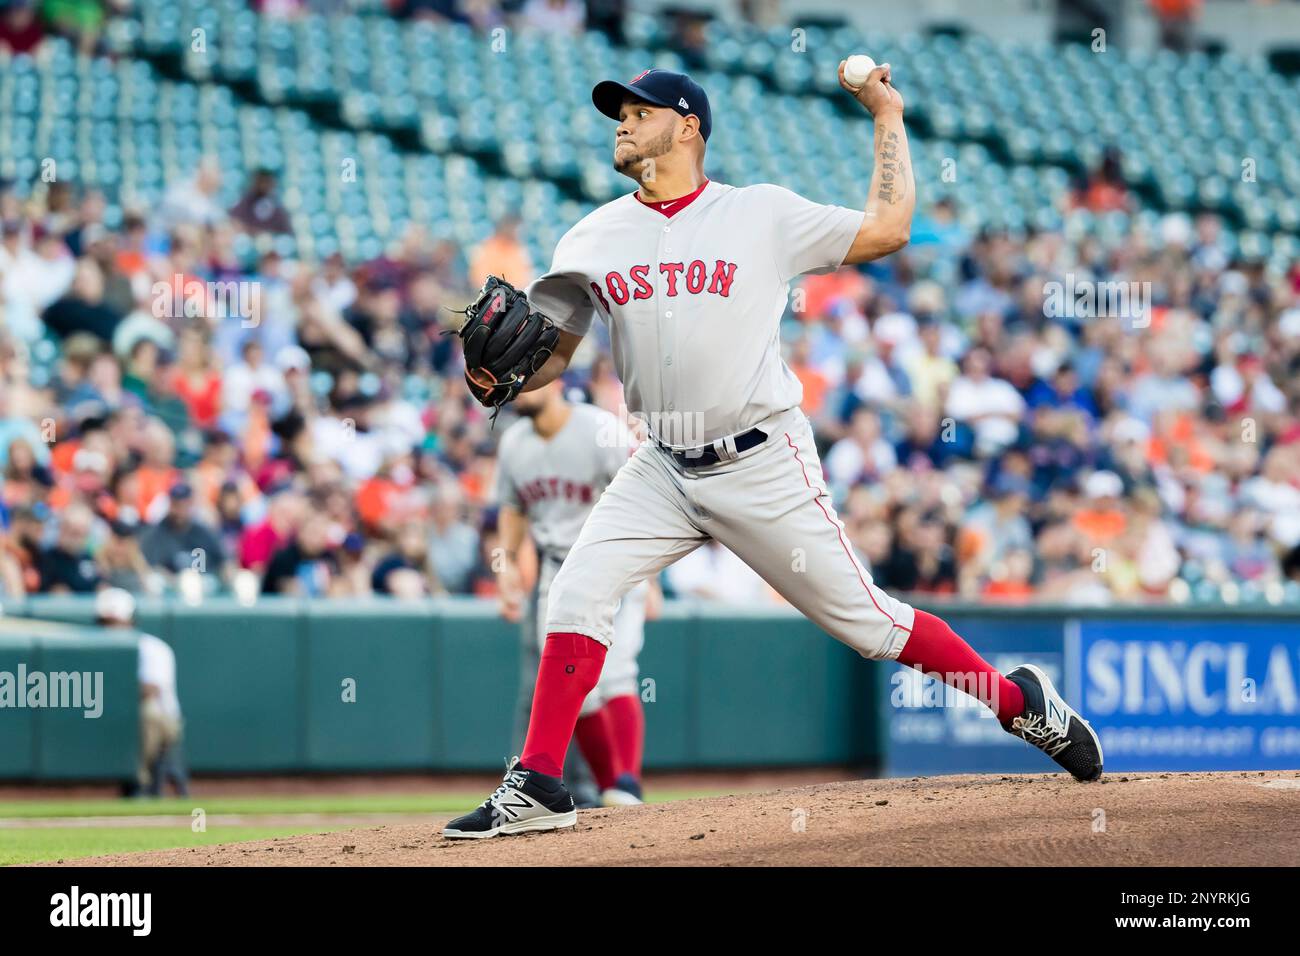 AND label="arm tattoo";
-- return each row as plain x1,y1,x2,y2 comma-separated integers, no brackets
875,125,908,206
